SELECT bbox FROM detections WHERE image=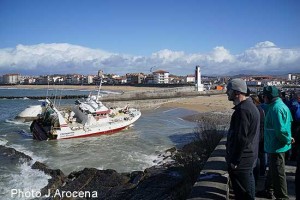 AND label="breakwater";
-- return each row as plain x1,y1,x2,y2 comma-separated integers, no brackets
0,95,89,99
0,86,224,101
